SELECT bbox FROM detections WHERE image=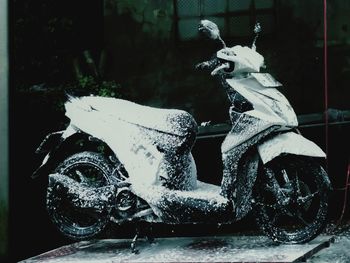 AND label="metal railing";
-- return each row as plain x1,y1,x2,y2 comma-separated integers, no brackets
197,109,350,139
